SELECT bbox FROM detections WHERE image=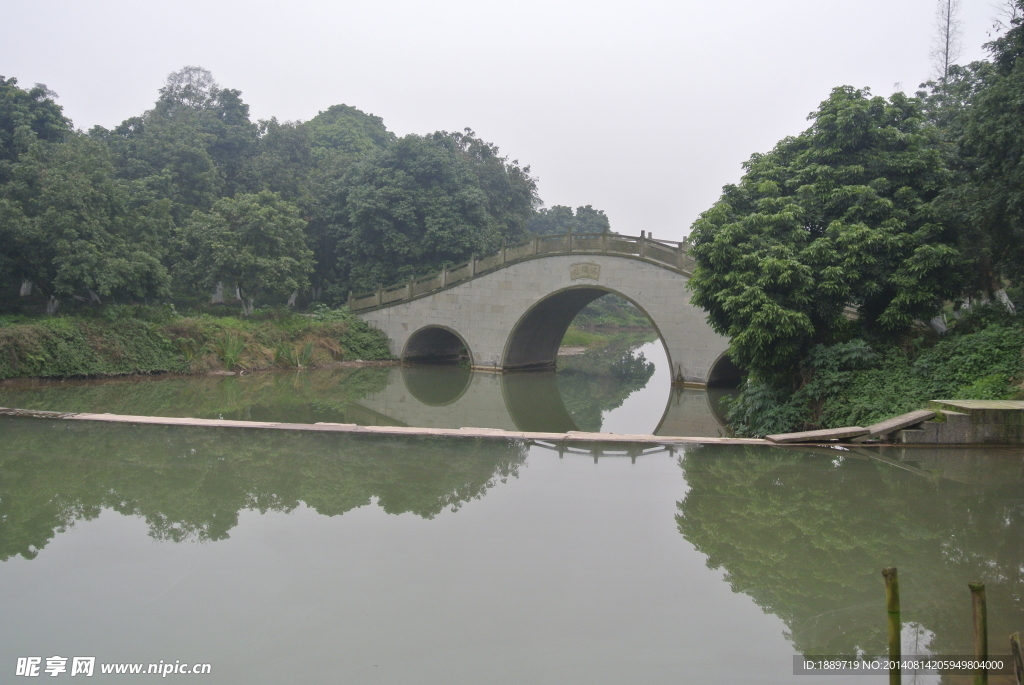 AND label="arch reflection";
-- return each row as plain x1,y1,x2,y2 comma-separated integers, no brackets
401,363,472,406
